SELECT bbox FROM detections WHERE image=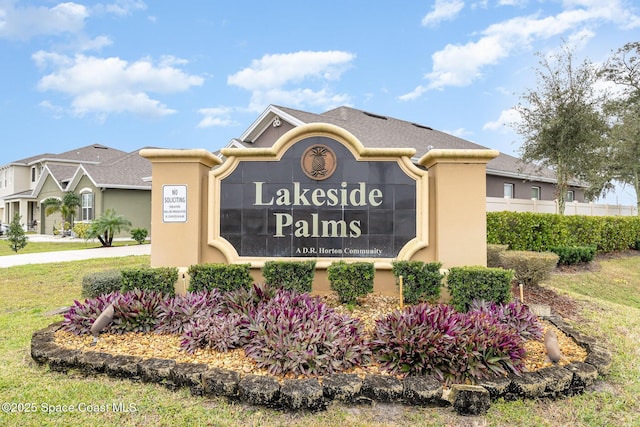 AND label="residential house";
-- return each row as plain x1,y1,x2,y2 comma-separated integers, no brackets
227,105,587,204
1,144,152,236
